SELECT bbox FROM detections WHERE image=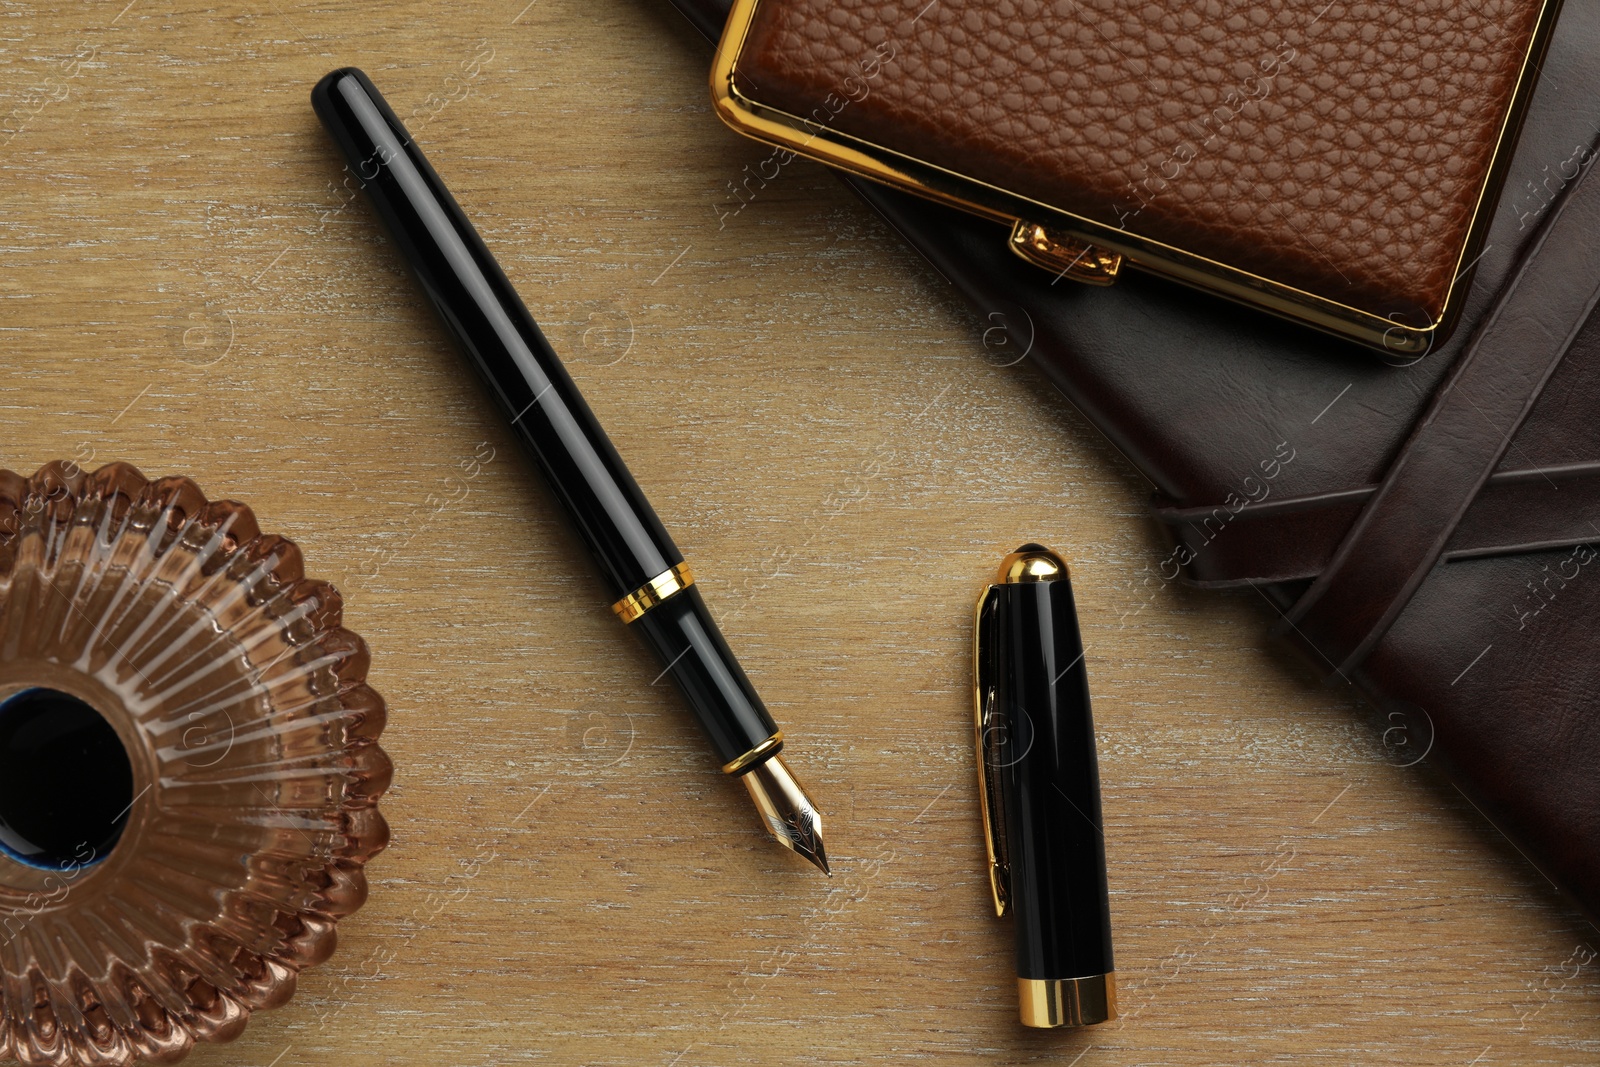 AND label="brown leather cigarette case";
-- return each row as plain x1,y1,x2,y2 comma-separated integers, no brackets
712,0,1562,353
